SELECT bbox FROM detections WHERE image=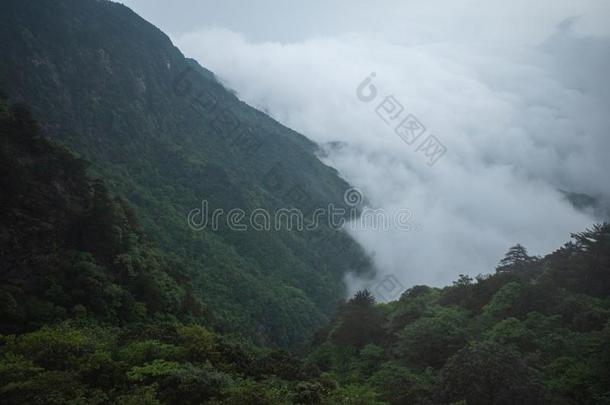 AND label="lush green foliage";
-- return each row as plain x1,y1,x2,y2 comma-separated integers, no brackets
0,100,209,334
1,1,609,403
0,0,372,347
307,230,610,404
0,99,377,403
2,71,609,405
1,76,609,405
0,321,353,404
